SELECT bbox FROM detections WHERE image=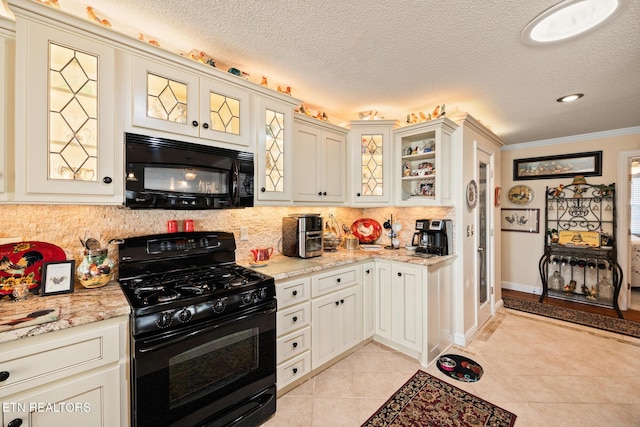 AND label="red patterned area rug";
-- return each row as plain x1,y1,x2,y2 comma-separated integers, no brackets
362,370,516,427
